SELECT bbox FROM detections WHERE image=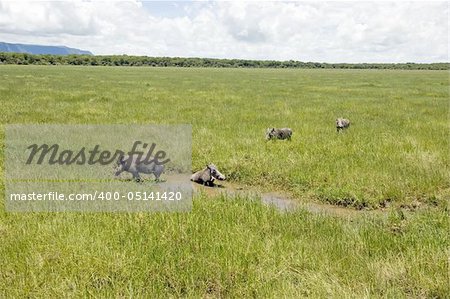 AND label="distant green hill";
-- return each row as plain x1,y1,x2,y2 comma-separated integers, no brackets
0,42,92,55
